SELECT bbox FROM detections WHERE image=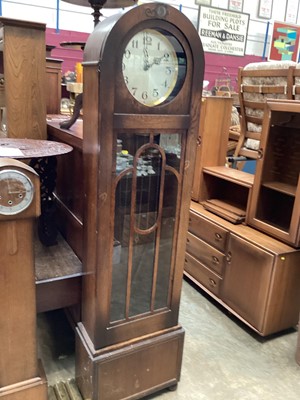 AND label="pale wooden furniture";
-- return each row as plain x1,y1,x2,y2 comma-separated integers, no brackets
186,92,300,337
248,99,300,247
186,203,300,336
0,17,47,139
191,96,233,202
